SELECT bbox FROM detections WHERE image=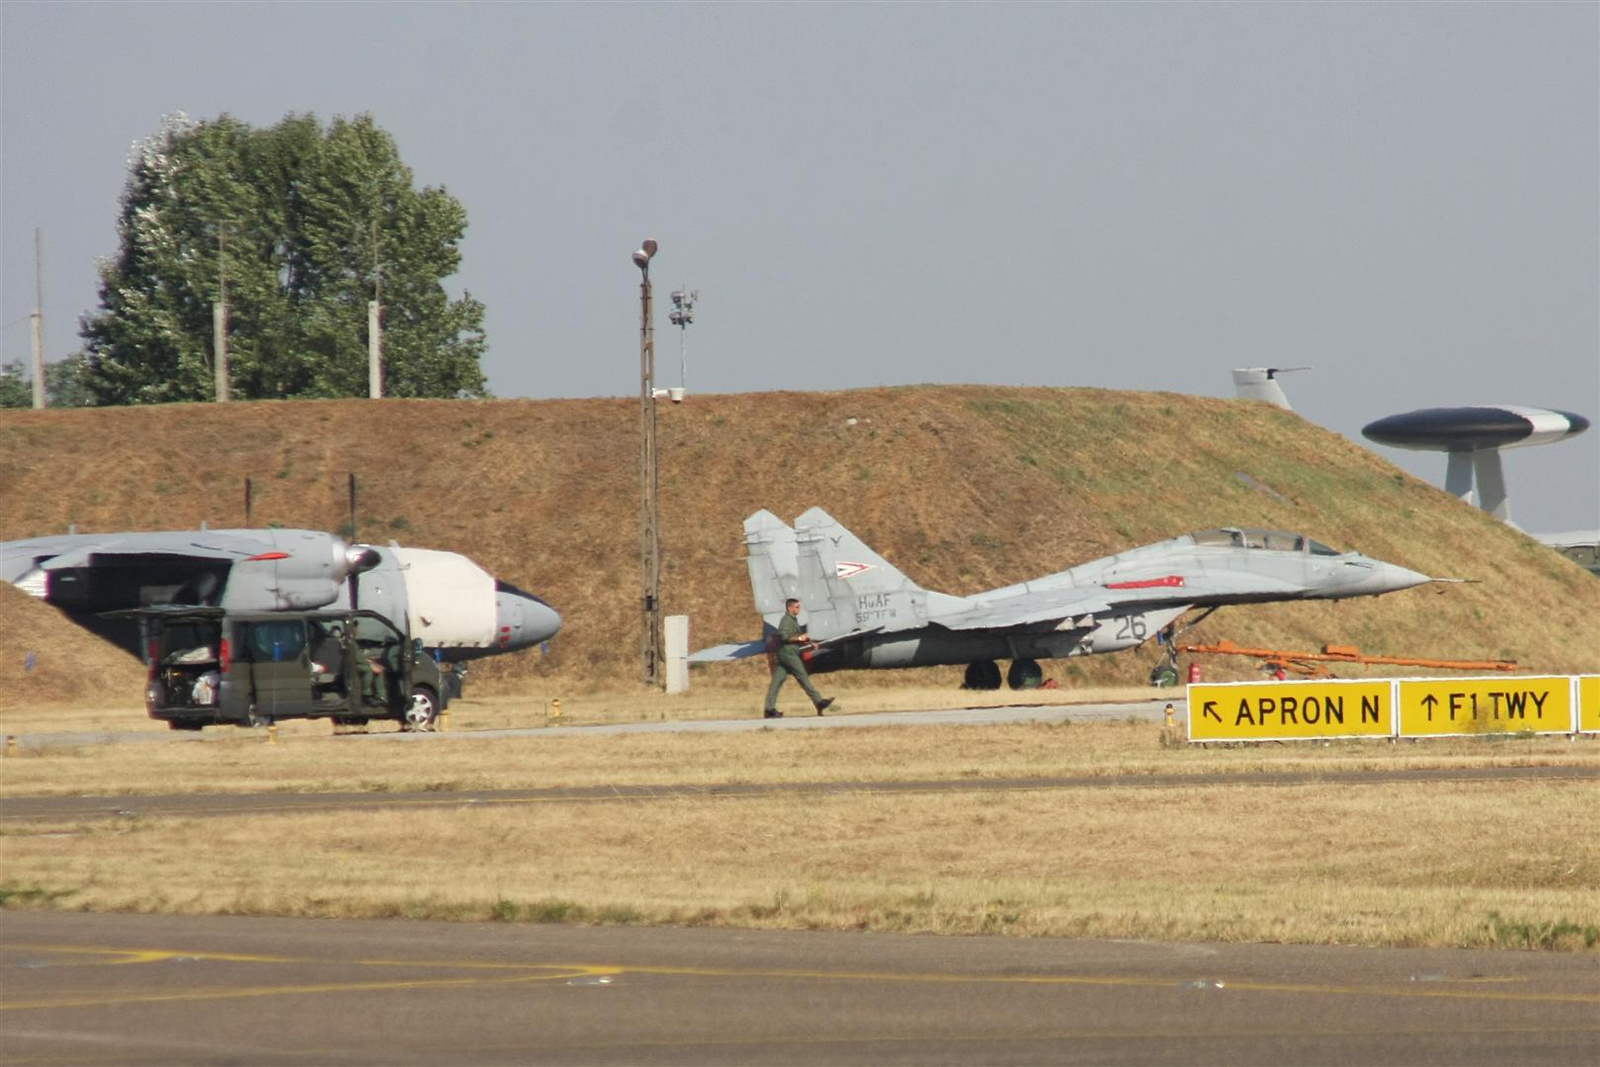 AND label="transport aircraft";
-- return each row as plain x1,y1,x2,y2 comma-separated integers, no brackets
0,528,560,662
690,508,1434,689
